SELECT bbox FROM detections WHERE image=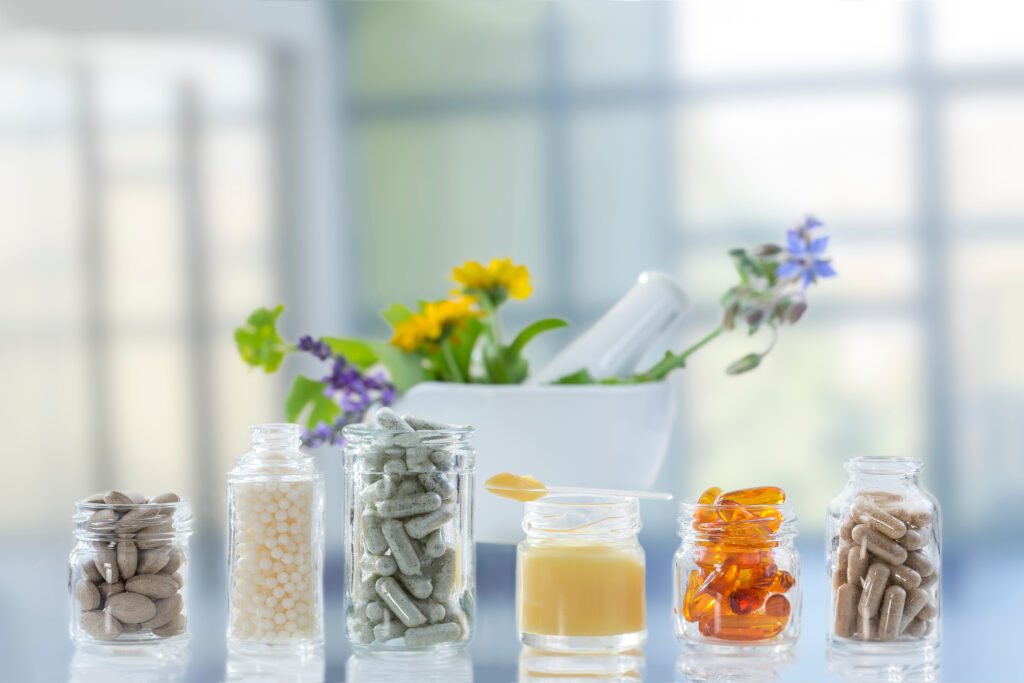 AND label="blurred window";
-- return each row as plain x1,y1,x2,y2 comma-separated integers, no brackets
0,38,278,530
338,2,1024,537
